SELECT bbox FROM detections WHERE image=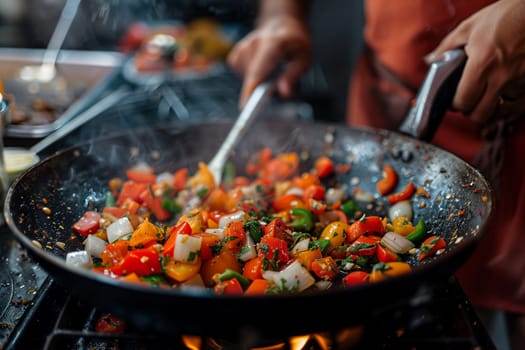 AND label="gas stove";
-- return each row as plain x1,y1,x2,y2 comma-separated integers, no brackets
0,59,496,350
